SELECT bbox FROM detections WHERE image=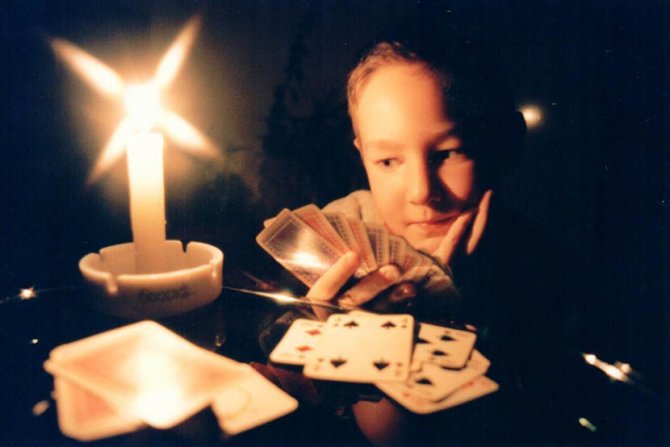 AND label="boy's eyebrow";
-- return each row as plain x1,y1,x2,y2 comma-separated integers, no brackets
431,127,460,146
364,128,460,151
363,140,404,152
